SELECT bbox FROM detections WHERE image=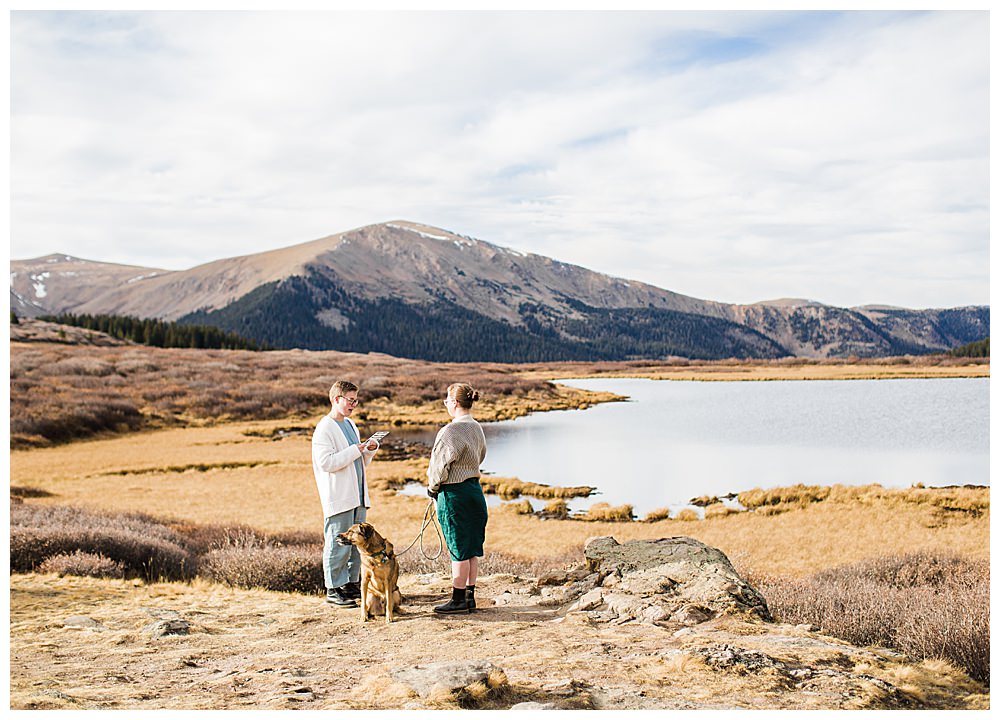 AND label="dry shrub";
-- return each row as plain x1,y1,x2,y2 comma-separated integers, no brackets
746,552,990,686
500,499,534,515
674,508,700,521
39,550,125,579
755,505,789,516
9,486,54,499
454,669,516,709
11,395,143,447
199,531,323,593
10,342,566,447
643,507,673,522
44,357,116,376
690,495,720,507
480,476,593,500
10,504,195,581
739,484,831,510
704,503,738,519
541,499,568,519
580,502,634,522
165,520,263,556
